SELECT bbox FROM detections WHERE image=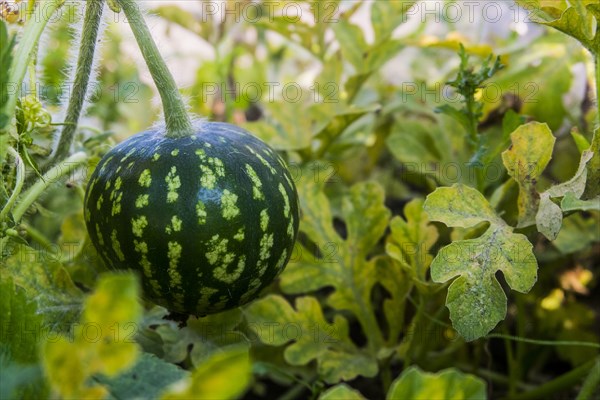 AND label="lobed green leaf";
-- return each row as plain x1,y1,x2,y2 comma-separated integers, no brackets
386,367,487,400
502,122,555,227
425,185,538,340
